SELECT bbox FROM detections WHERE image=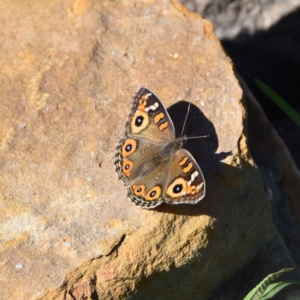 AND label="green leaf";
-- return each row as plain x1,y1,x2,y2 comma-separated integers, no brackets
259,281,300,300
255,79,300,127
244,268,294,300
